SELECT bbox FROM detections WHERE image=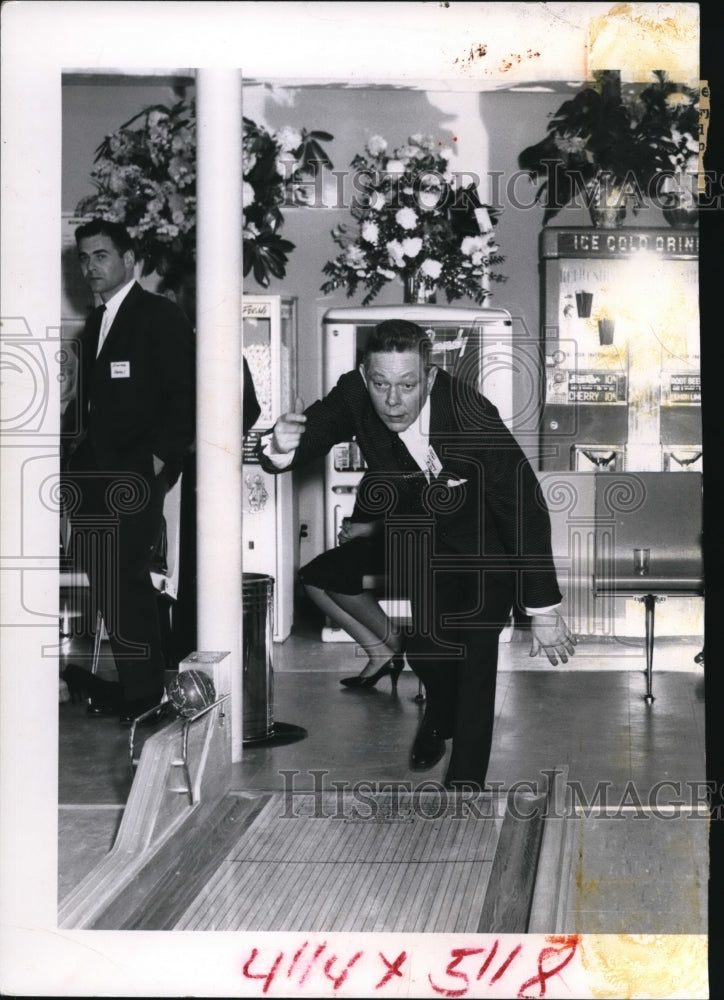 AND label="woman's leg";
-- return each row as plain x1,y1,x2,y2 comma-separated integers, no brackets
304,584,403,676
